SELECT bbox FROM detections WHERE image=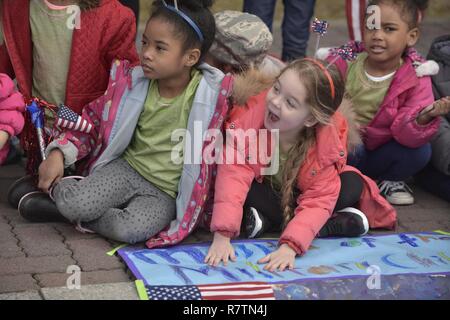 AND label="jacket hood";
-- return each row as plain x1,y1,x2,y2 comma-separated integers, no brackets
231,67,275,106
